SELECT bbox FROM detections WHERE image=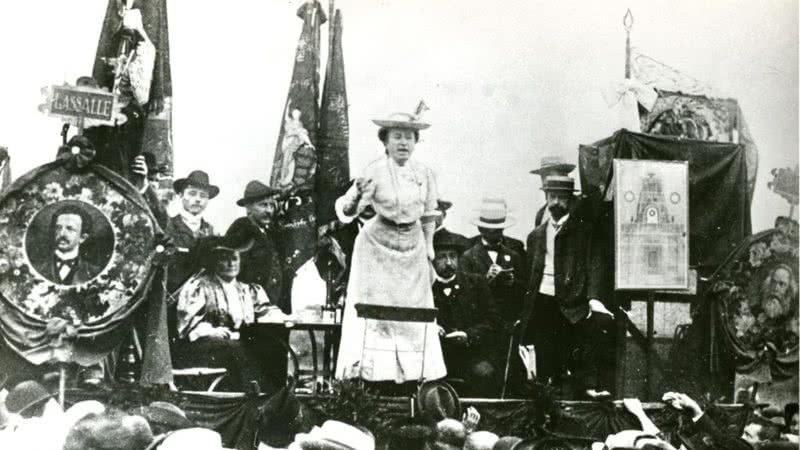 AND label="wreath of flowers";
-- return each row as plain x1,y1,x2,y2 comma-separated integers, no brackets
711,221,798,372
